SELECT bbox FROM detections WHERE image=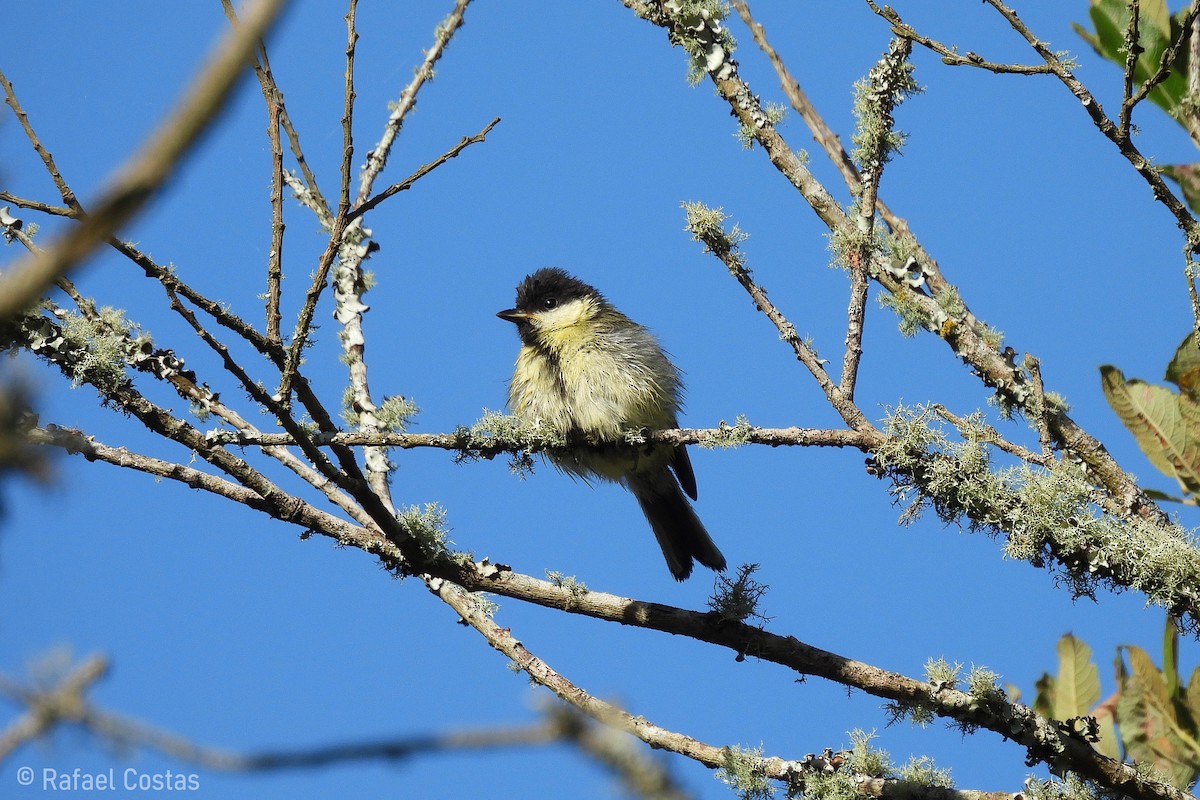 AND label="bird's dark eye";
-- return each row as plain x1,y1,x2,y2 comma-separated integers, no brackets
542,297,558,310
